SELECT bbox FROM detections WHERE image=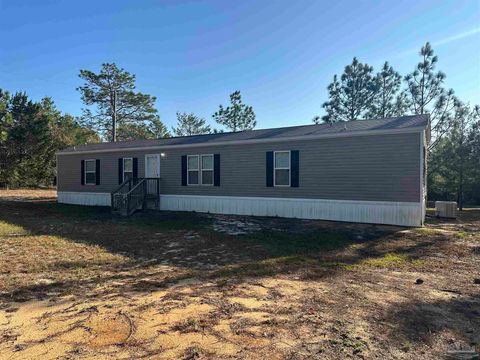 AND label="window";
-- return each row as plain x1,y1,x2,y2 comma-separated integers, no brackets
201,155,213,185
187,155,199,185
274,151,290,186
84,159,96,185
187,154,214,186
123,158,133,181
